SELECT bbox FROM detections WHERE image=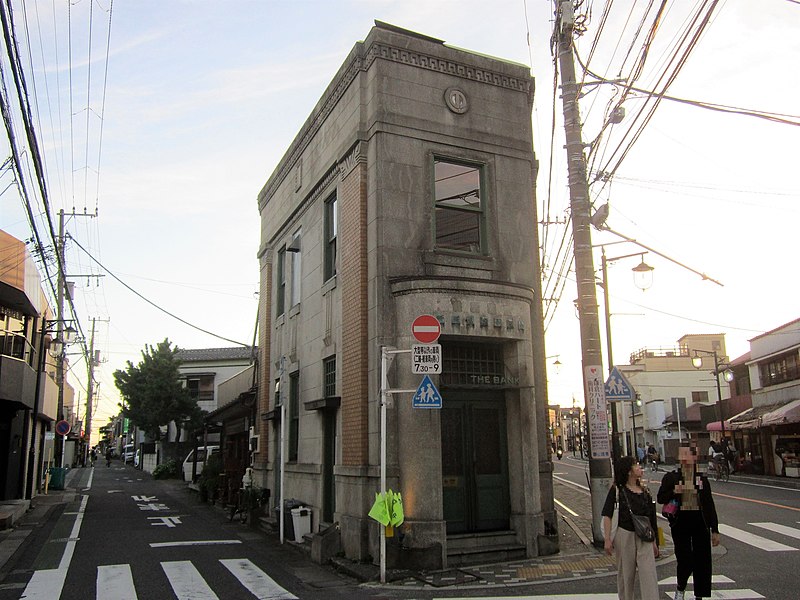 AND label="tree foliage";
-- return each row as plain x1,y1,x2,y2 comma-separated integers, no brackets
114,339,201,441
